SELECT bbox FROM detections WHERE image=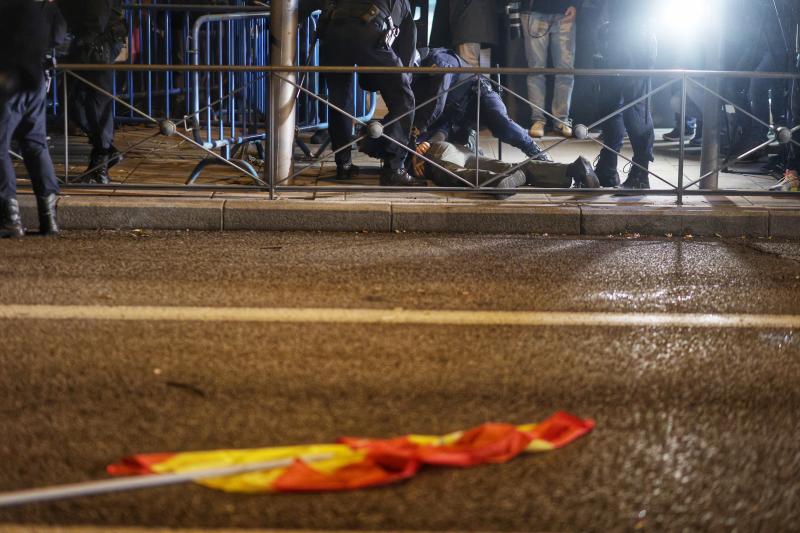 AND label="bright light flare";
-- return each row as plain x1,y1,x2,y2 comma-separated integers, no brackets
656,0,710,38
